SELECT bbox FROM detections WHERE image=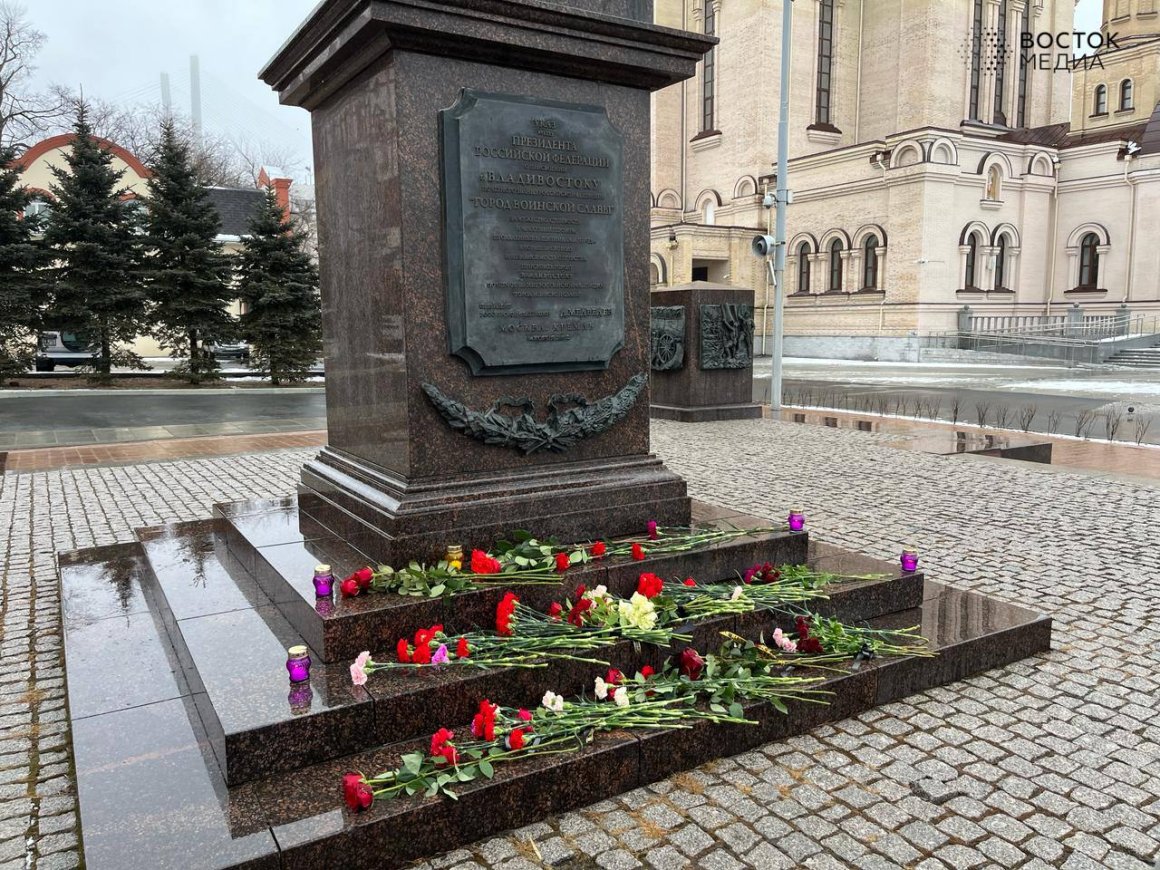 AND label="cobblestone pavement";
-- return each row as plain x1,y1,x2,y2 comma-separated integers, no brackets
2,419,1159,870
